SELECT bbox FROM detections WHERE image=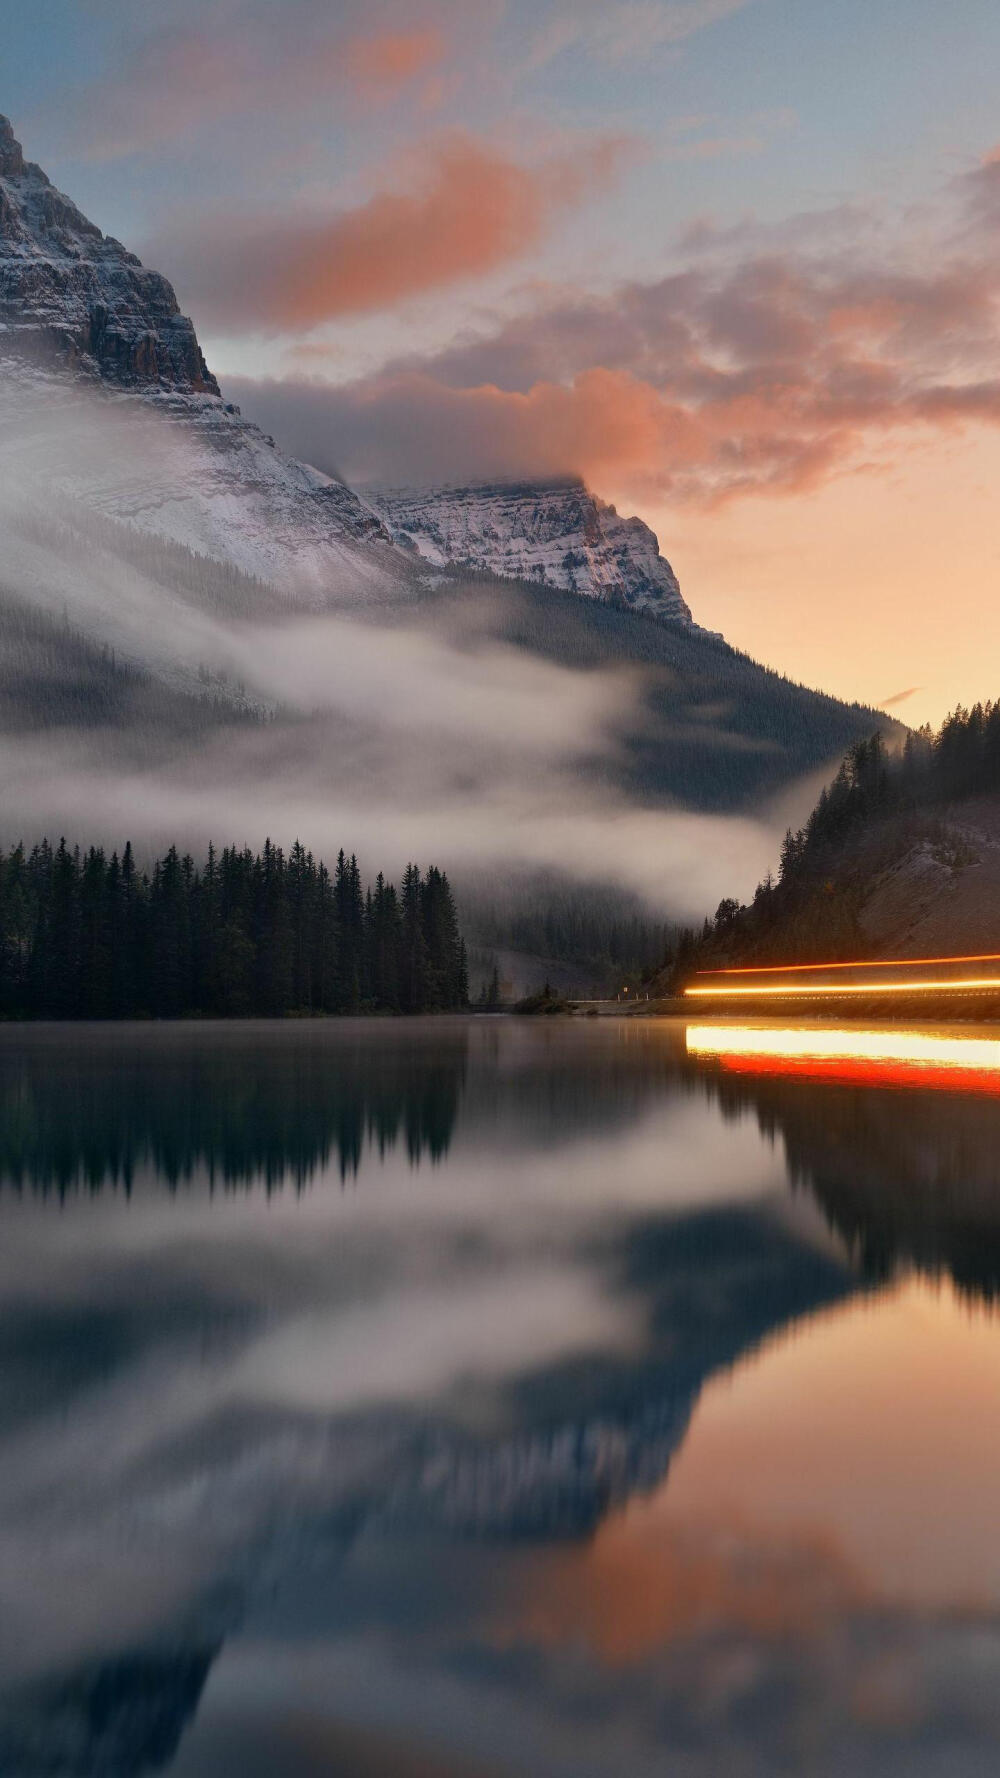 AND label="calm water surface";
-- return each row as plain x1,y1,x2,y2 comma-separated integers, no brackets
2,1015,1000,1776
